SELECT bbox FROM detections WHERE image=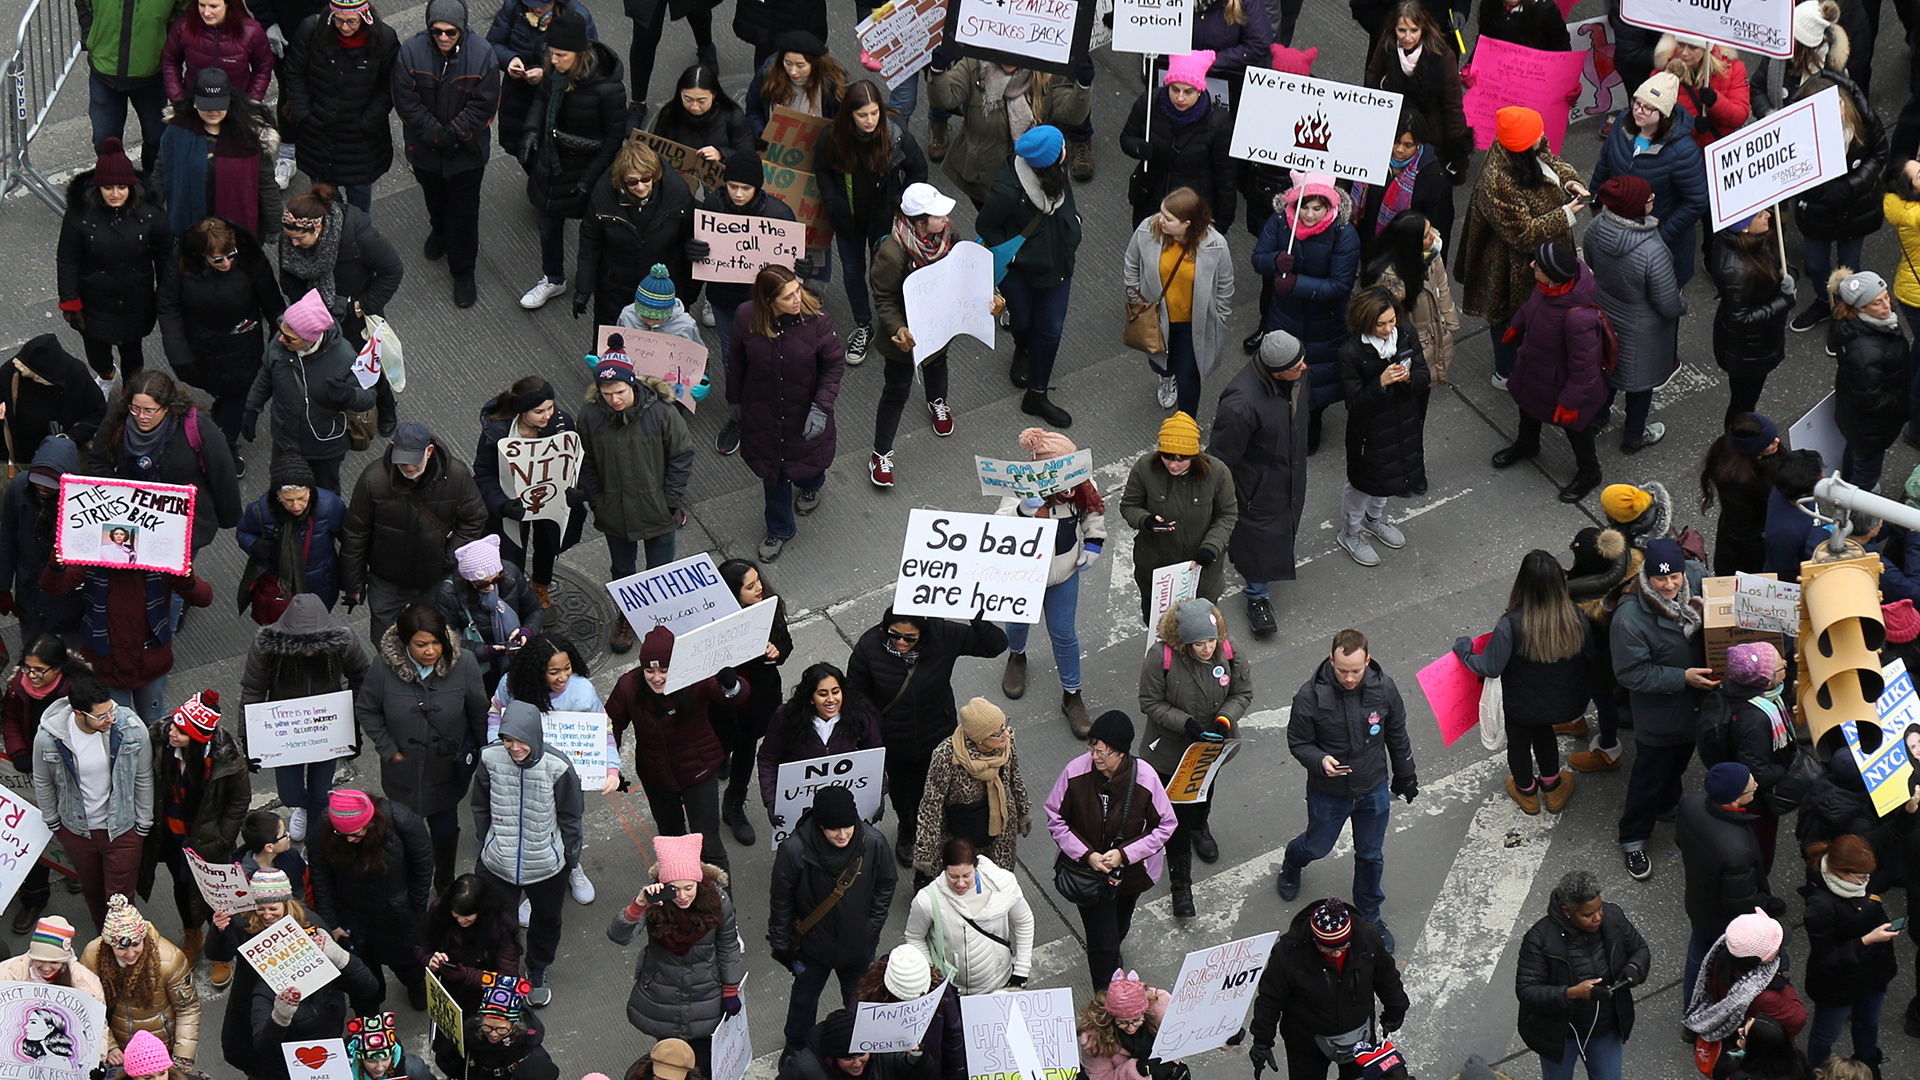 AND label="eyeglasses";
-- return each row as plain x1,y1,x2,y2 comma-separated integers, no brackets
1088,744,1122,760
623,175,652,189
429,25,460,35
885,630,919,644
81,706,115,725
21,663,53,678
207,250,237,265
128,403,165,418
